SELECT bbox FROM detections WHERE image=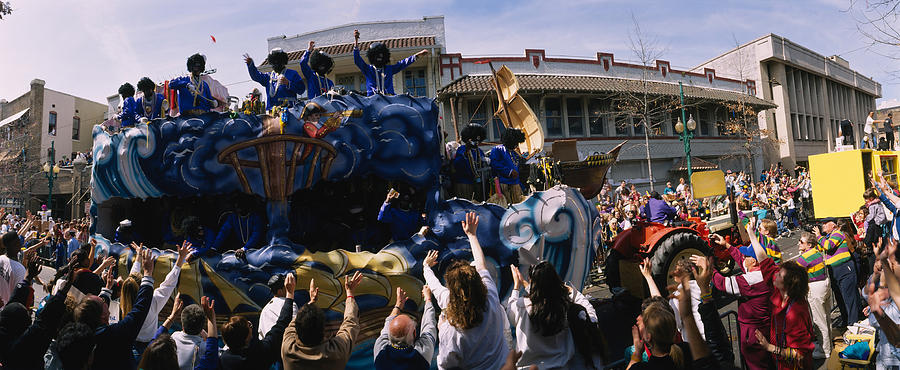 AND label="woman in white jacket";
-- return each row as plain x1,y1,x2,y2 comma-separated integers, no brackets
507,261,603,369
123,241,190,354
